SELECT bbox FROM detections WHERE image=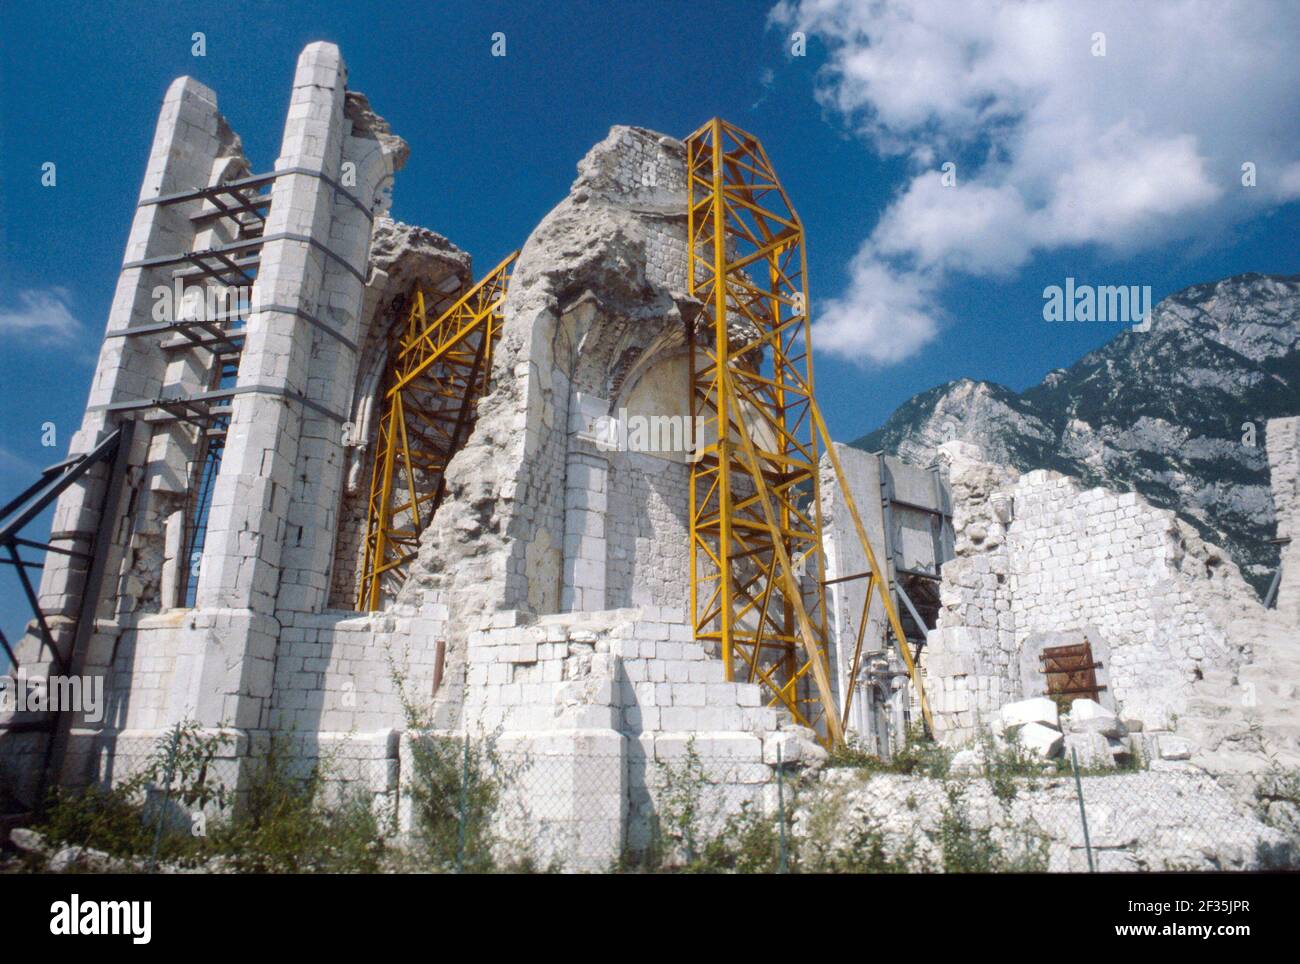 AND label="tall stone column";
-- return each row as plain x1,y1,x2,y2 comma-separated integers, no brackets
169,43,394,731
274,93,407,616
13,78,238,787
562,393,612,612
24,77,229,668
